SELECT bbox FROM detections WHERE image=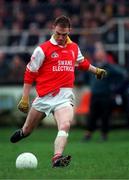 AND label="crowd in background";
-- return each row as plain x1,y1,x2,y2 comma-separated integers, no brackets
0,0,129,30
0,0,129,84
